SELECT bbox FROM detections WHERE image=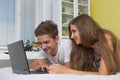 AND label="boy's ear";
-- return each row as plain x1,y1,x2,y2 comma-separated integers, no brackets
55,35,59,43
